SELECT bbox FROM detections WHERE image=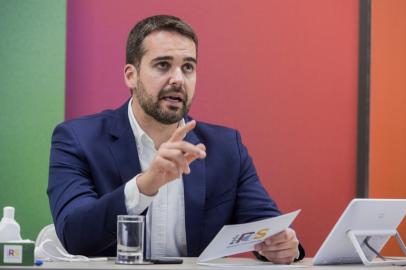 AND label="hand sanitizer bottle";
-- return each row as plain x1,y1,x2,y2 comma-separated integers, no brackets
0,206,22,242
